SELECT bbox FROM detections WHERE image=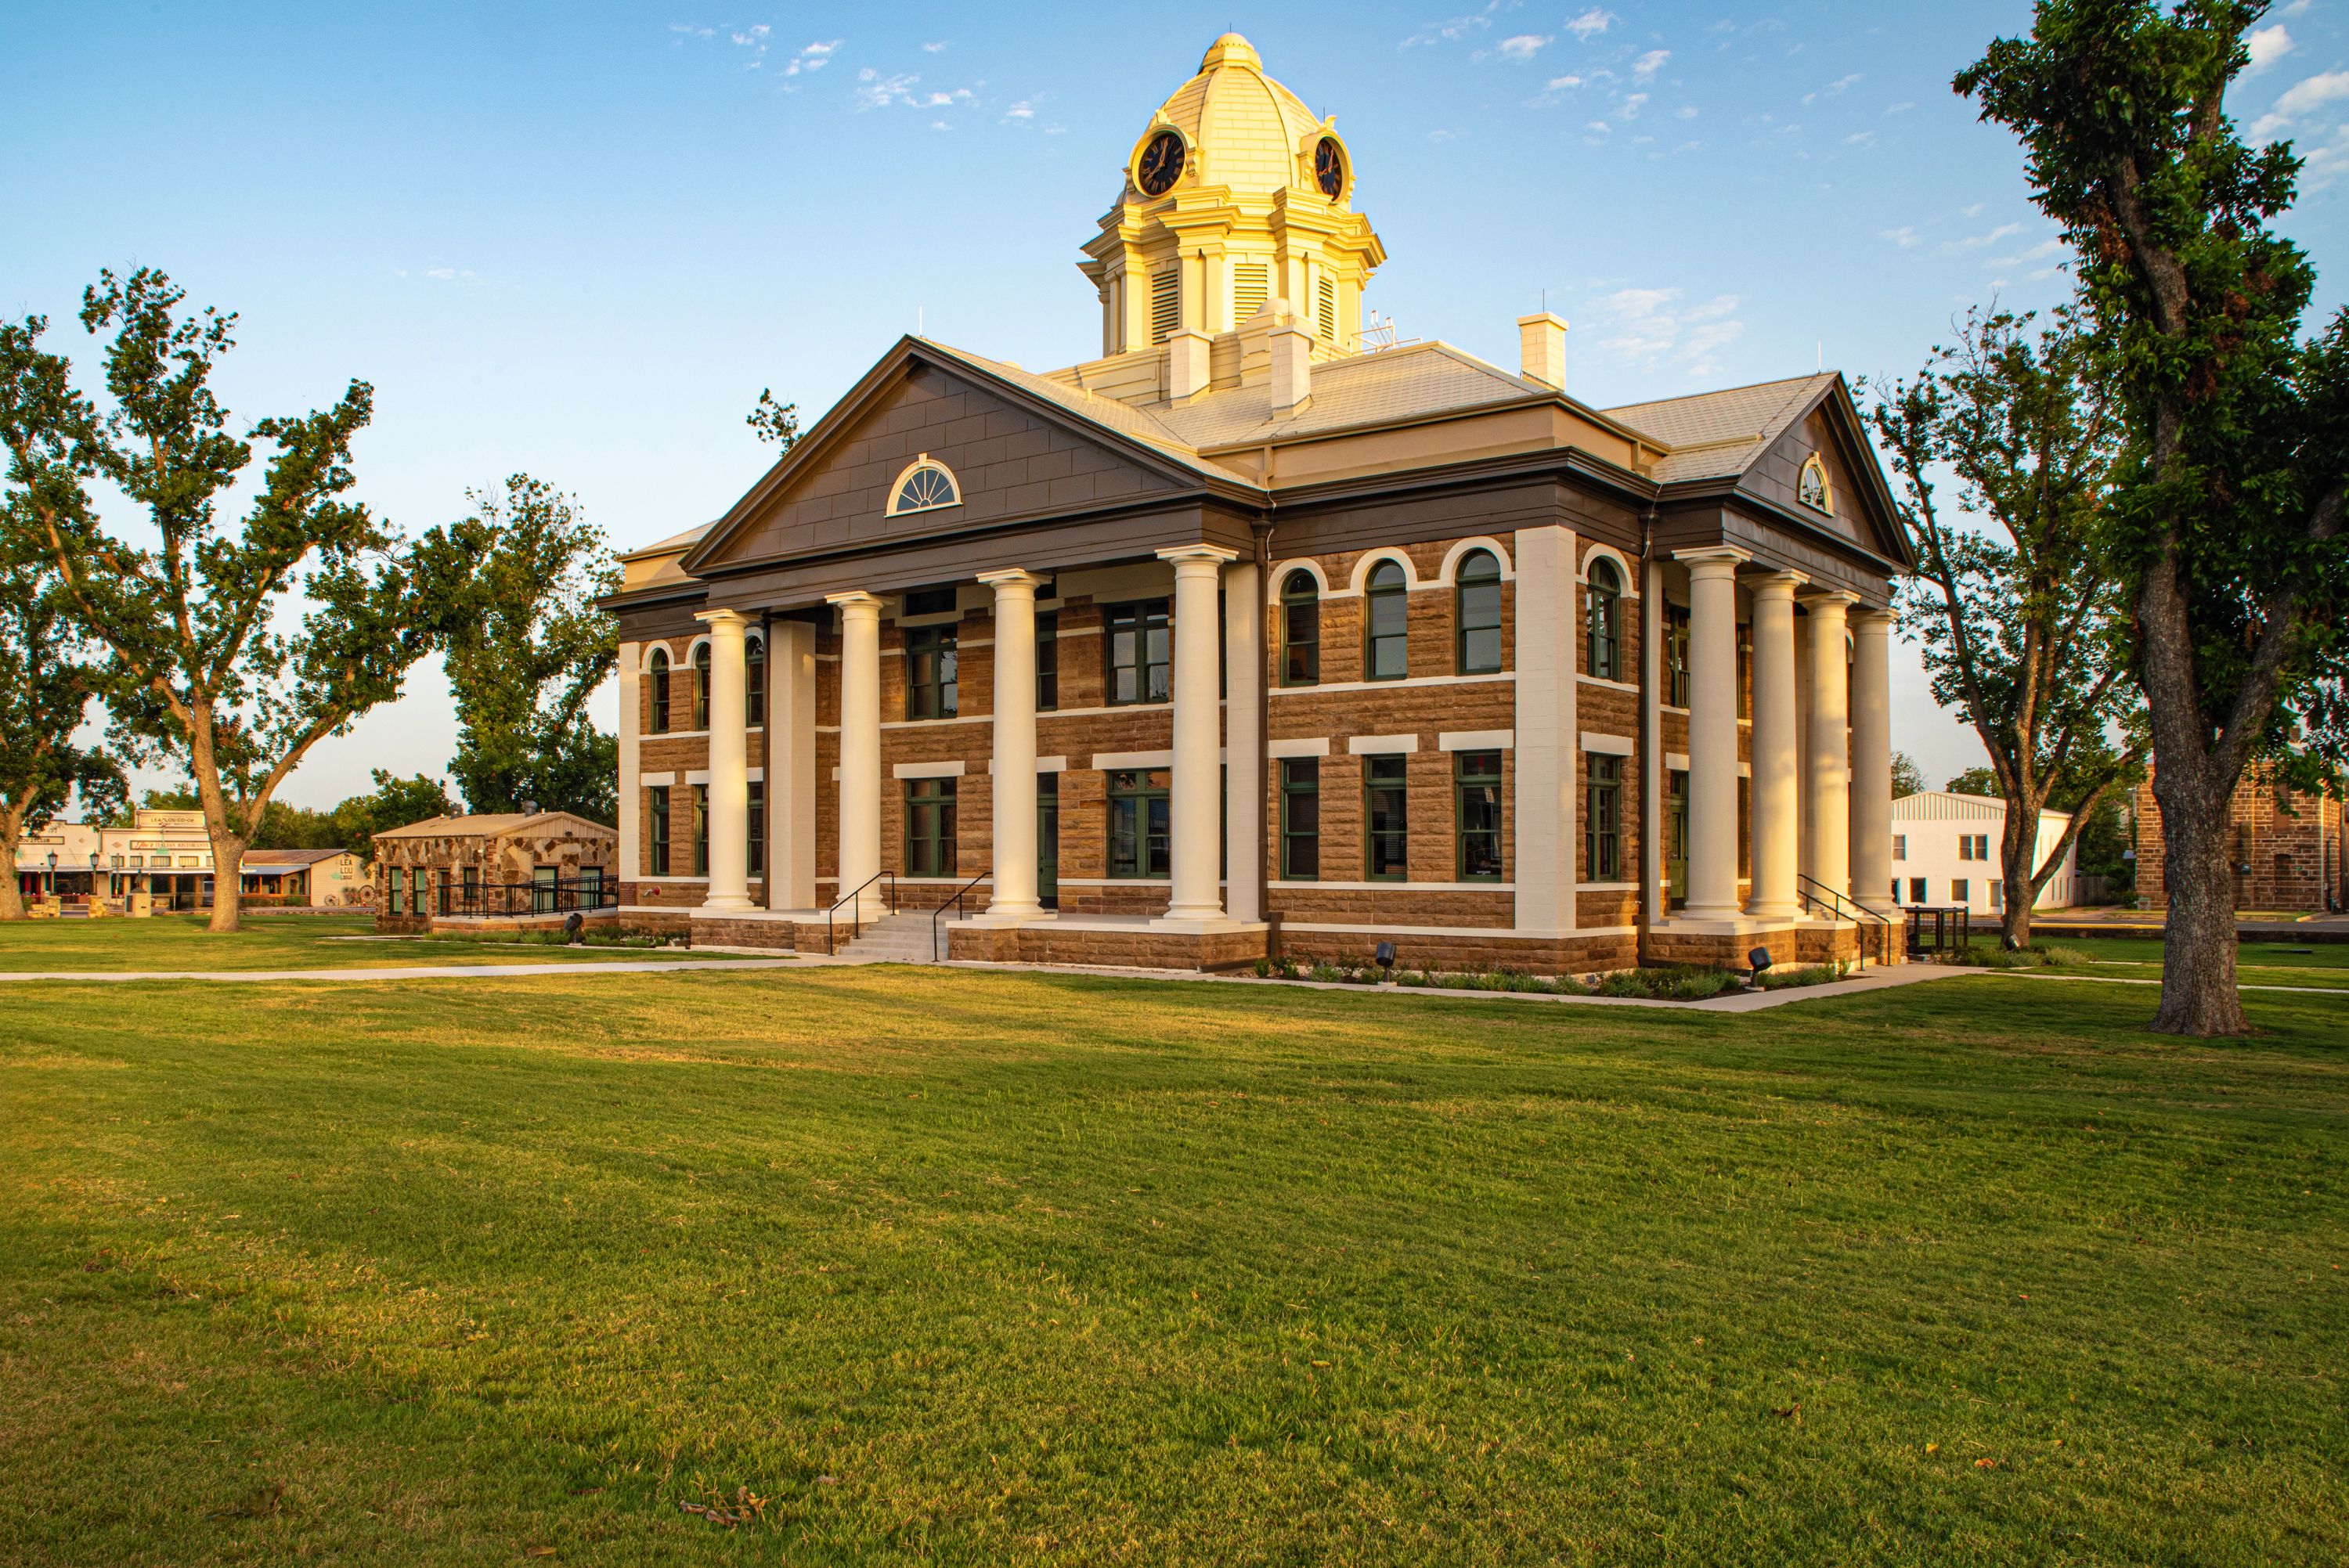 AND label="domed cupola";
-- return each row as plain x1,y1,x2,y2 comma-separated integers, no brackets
1079,34,1386,359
